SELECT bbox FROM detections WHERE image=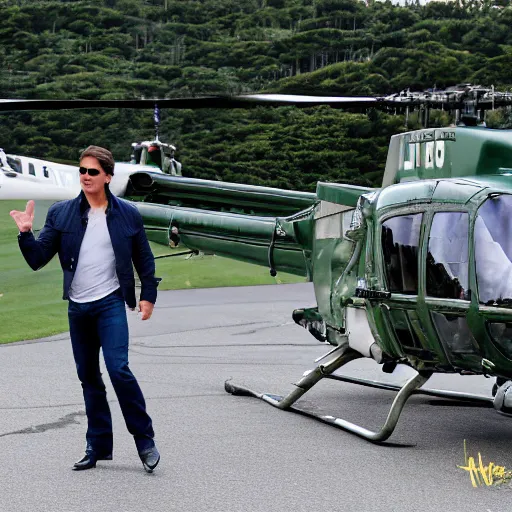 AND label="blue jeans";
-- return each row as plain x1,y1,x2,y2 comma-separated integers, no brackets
68,290,154,454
